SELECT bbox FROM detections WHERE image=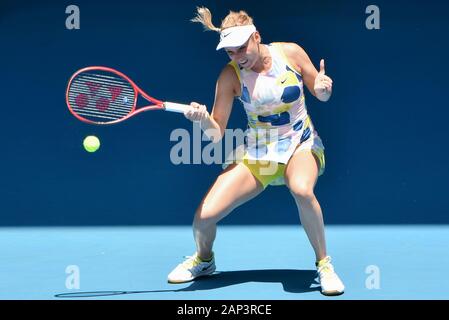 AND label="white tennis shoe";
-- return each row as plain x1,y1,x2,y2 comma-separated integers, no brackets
316,256,345,296
167,252,216,283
